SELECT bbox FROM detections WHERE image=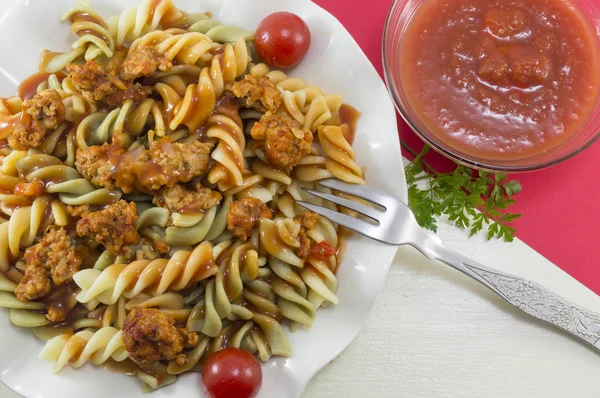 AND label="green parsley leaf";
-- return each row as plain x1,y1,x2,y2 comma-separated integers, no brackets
403,144,522,242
